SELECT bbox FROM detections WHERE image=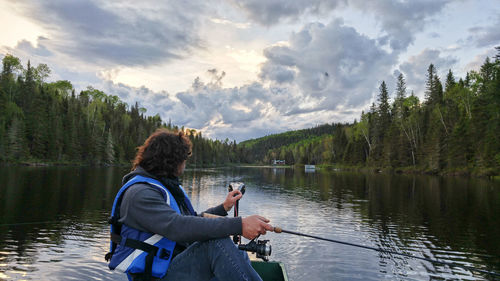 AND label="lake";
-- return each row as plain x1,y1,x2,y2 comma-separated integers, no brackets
0,166,499,280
